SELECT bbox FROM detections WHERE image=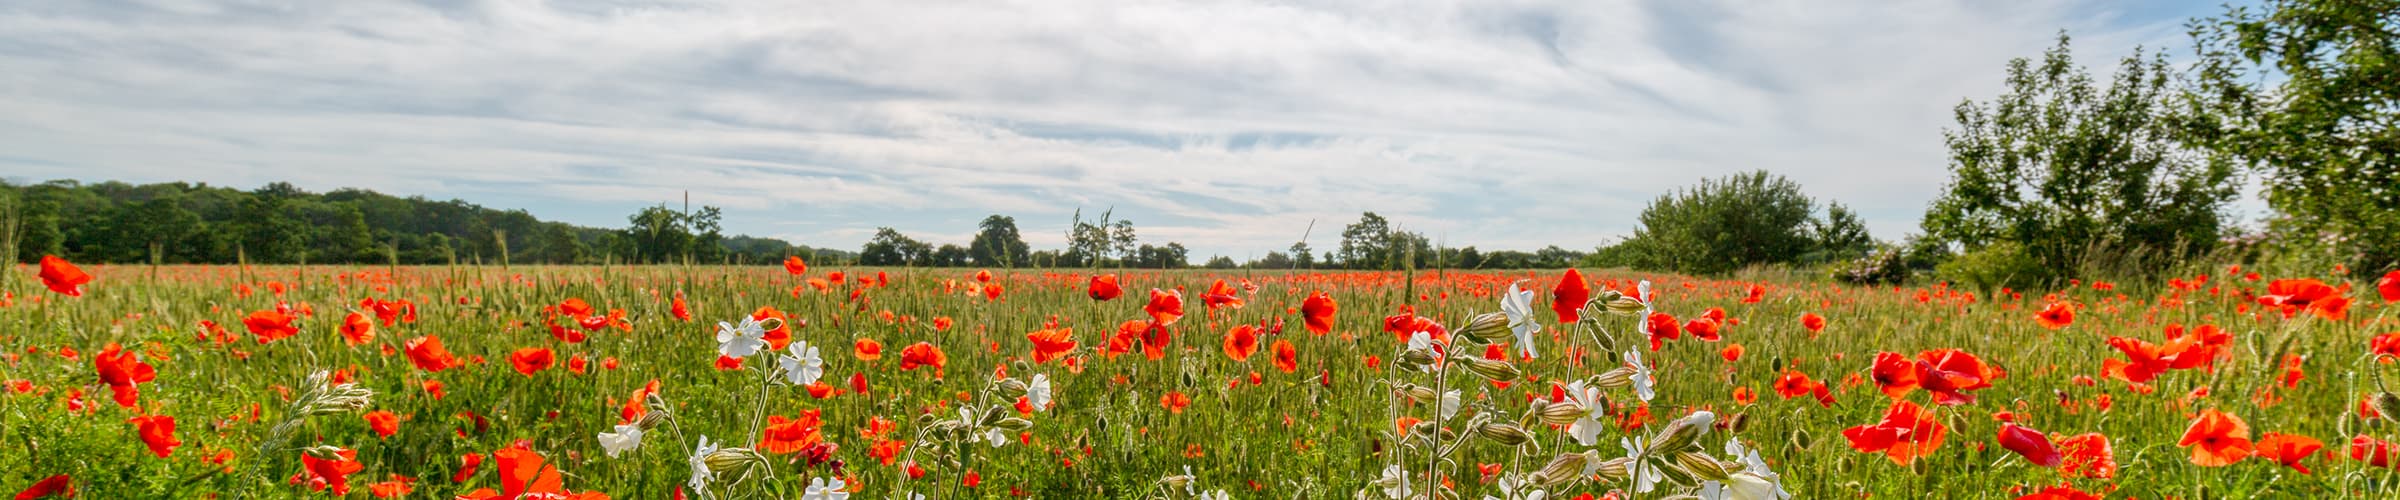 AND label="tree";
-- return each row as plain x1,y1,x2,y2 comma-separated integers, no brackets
1811,202,1875,261
1110,220,1138,263
16,201,63,263
1252,251,1292,269
235,194,305,263
624,205,692,264
102,197,202,263
2188,0,2400,274
1339,212,1391,269
1289,242,1314,269
1621,171,1819,275
1455,246,1483,269
969,215,1031,268
1204,255,1238,269
860,227,931,266
931,244,970,267
540,225,586,264
691,206,726,264
1922,35,2238,283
